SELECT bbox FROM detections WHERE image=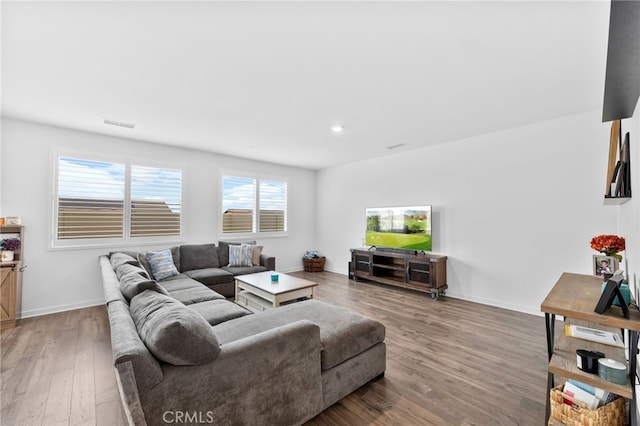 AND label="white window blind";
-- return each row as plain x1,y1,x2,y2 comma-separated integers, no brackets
130,165,182,237
57,157,125,240
259,180,287,232
222,175,256,233
54,155,183,246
